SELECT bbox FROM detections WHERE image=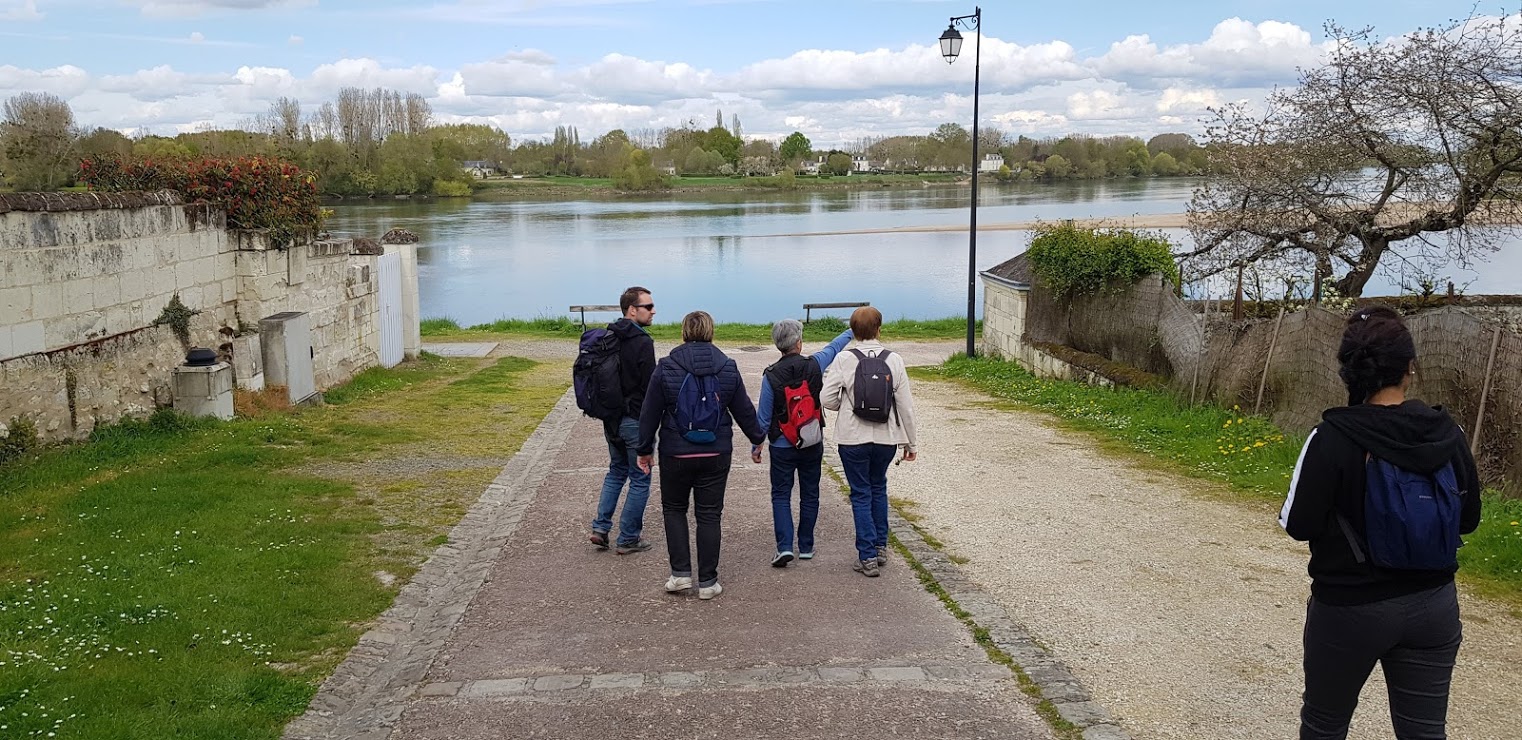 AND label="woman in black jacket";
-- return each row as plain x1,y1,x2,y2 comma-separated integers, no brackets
637,311,766,601
1279,306,1482,740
